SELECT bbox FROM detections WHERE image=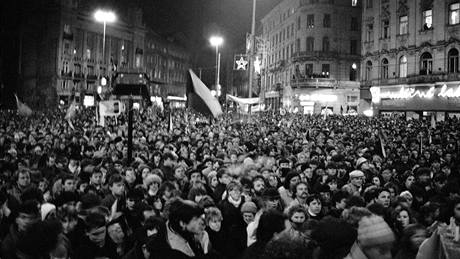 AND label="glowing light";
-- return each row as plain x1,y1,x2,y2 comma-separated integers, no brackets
371,84,460,103
211,90,217,97
254,56,261,74
298,94,337,102
363,109,374,117
438,84,460,98
209,36,223,47
94,10,116,23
